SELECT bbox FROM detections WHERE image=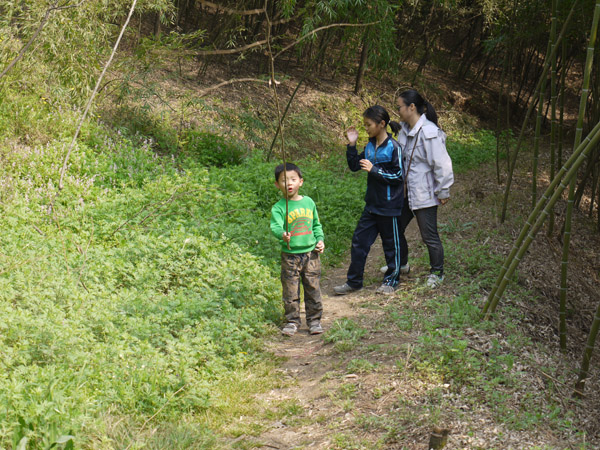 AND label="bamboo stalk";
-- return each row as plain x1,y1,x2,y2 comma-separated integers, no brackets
496,49,509,184
532,79,546,209
567,0,600,392
499,0,579,223
548,0,559,236
558,39,567,167
574,299,600,397
484,117,600,314
484,121,600,317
